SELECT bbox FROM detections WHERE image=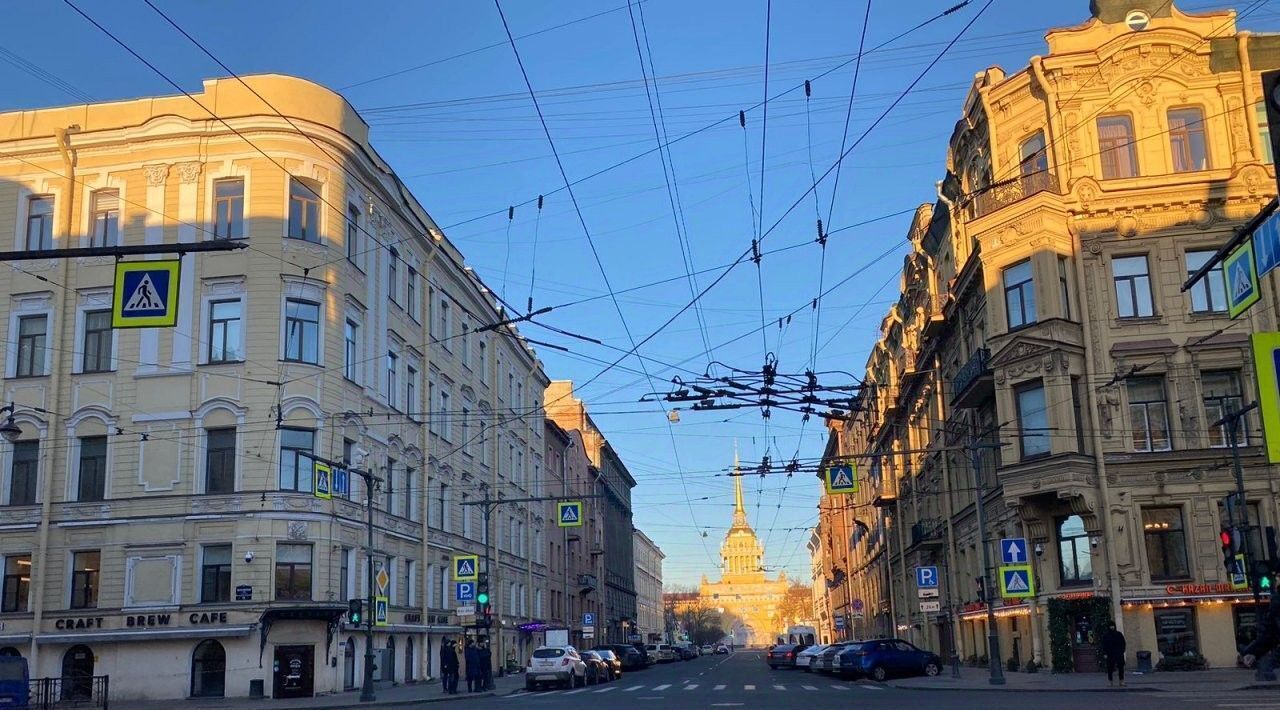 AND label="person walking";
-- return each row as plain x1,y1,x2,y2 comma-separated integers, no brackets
1100,622,1126,687
1242,582,1280,681
440,638,459,695
479,641,494,690
464,639,480,693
